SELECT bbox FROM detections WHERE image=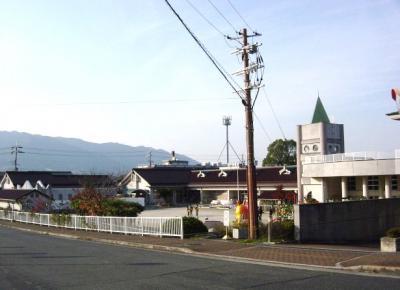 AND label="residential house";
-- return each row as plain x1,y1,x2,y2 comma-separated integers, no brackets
0,189,52,211
0,171,116,203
